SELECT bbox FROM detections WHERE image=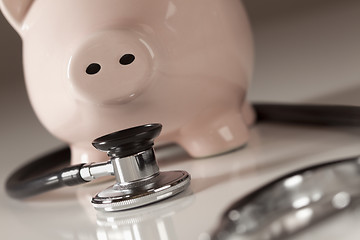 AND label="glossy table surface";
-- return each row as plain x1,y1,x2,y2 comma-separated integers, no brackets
1,0,360,239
